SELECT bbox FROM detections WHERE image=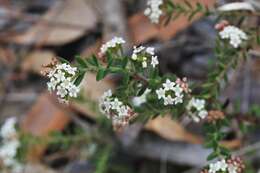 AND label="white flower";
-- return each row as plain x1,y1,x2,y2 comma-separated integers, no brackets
57,85,68,98
68,84,80,98
118,105,129,117
99,90,135,129
198,110,208,119
209,163,218,173
218,159,228,171
144,0,163,24
54,70,65,82
228,164,237,173
131,46,159,68
101,89,112,101
193,99,206,111
132,89,151,106
100,37,125,55
103,100,112,113
163,79,175,91
209,159,228,173
163,95,174,105
219,25,247,48
0,140,20,159
61,78,72,89
156,78,187,106
0,117,17,139
132,53,138,60
47,69,56,78
172,85,183,96
66,66,77,75
132,46,145,60
151,56,159,68
187,97,208,122
111,98,123,110
133,46,145,54
47,77,58,91
146,47,155,55
174,94,183,104
156,88,165,99
47,63,80,103
0,117,22,171
142,61,148,68
191,114,200,123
